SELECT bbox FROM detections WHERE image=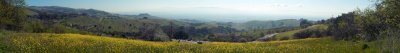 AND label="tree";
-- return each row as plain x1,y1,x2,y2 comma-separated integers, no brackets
329,12,358,40
354,0,400,41
376,0,400,28
354,0,400,52
166,22,176,38
173,26,189,41
0,0,27,31
299,18,312,28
